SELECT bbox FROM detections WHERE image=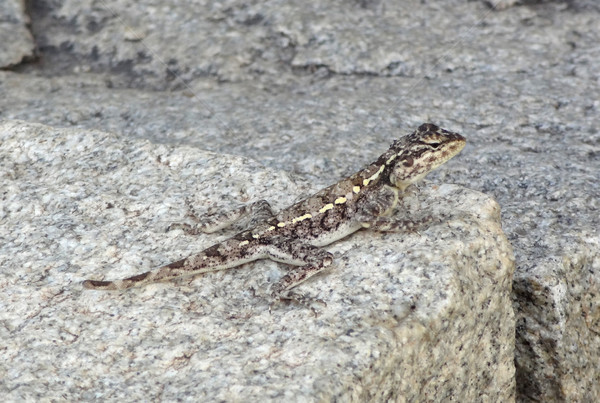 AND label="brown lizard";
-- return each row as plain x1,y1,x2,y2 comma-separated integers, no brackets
83,123,466,304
